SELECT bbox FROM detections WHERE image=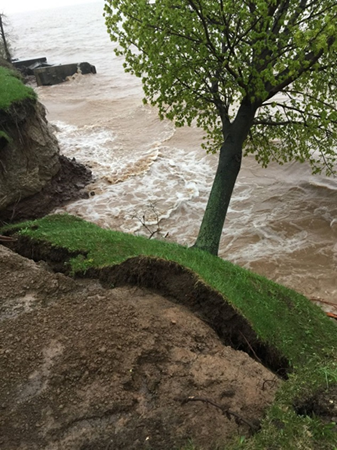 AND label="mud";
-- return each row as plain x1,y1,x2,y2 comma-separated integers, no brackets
0,244,282,449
